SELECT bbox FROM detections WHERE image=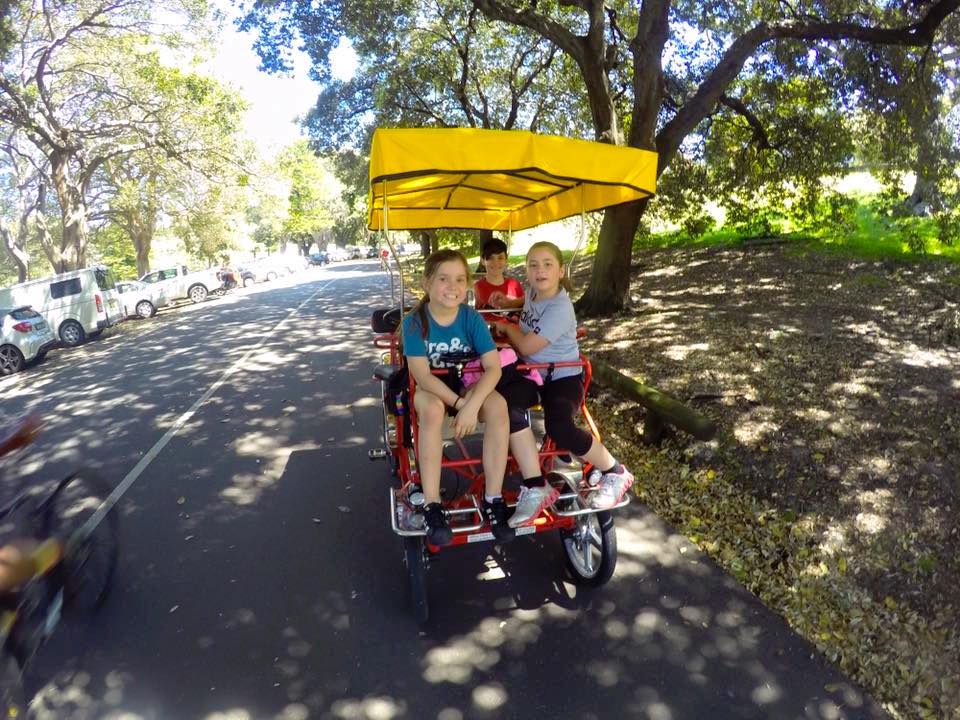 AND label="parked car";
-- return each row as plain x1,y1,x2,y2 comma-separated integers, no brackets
115,280,169,319
0,306,57,375
309,252,329,266
328,247,350,262
365,246,379,259
139,265,226,304
0,266,125,347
